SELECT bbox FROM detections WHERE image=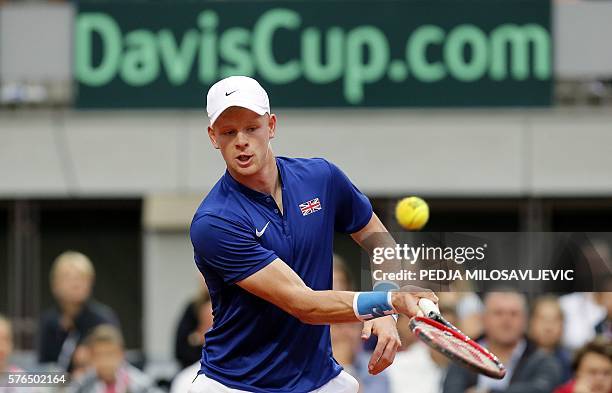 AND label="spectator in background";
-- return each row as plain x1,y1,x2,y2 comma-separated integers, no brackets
331,321,390,392
38,251,120,371
69,325,160,393
560,242,610,351
332,255,353,292
554,338,612,393
388,300,457,393
0,317,36,393
443,291,561,393
595,292,612,340
174,278,211,369
450,281,485,339
0,315,22,374
437,289,484,339
70,345,92,380
529,296,573,383
330,255,390,392
595,276,612,340
561,292,606,352
170,292,214,393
